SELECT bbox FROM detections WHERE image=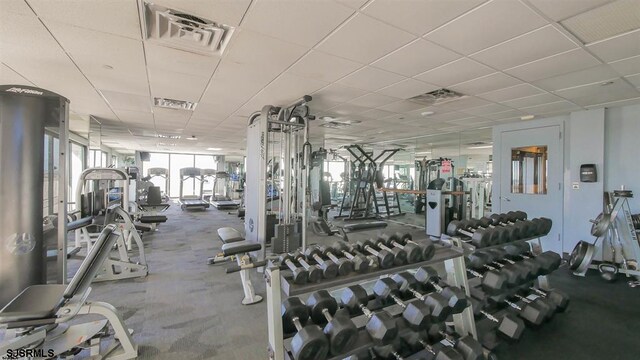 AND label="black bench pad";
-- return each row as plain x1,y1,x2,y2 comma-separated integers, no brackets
218,227,244,243
139,215,168,224
221,241,261,256
0,285,66,323
68,216,93,231
342,221,388,232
